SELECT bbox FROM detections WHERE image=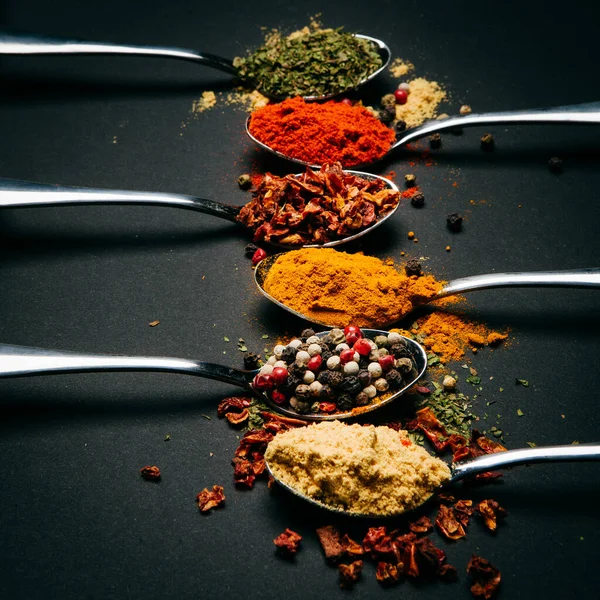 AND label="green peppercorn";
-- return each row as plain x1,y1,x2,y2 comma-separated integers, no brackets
238,173,252,190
